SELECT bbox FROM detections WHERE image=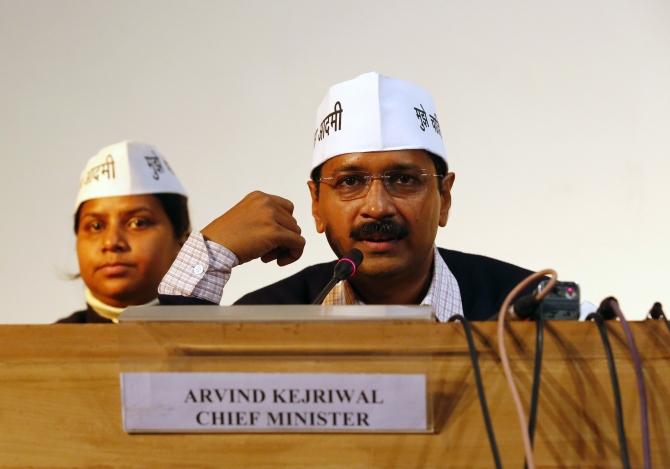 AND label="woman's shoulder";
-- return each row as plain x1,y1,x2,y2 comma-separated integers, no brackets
54,306,113,324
